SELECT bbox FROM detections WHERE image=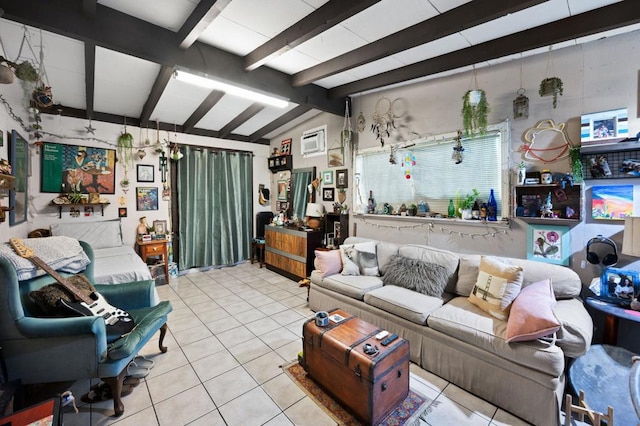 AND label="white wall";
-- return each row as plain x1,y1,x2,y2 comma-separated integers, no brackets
270,29,640,287
0,80,271,246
